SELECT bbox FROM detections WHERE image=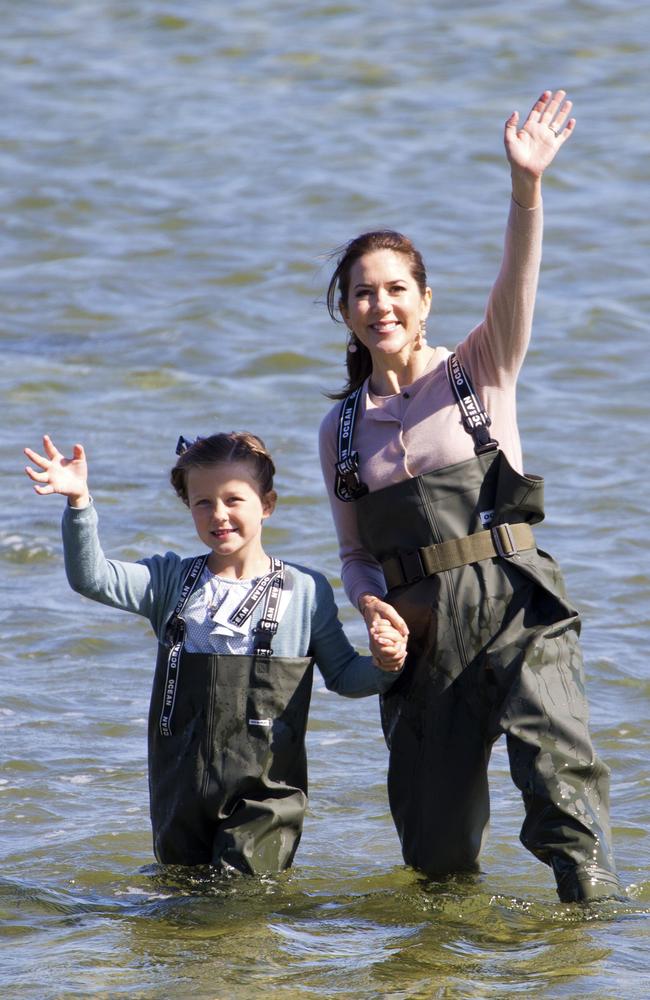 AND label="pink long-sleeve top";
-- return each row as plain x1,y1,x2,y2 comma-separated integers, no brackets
318,198,543,609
